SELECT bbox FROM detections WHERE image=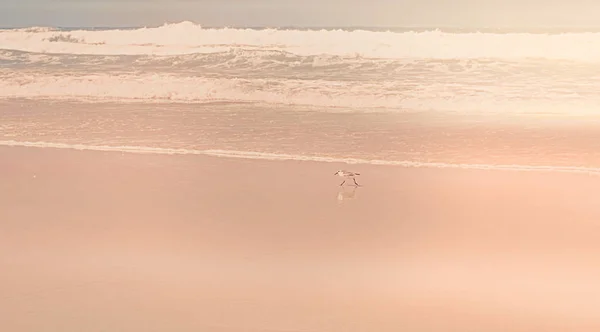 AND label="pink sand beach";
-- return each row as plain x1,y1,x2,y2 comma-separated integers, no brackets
3,145,600,332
